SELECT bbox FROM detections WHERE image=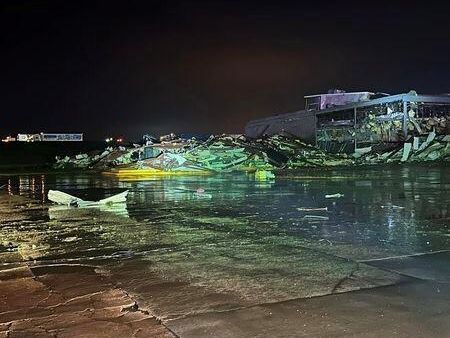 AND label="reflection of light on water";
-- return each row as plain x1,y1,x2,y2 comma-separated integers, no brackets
387,216,396,242
98,203,129,217
19,176,29,195
2,167,449,264
8,175,46,203
128,176,251,203
41,175,46,203
48,202,129,219
387,216,395,228
7,178,12,195
30,176,35,199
